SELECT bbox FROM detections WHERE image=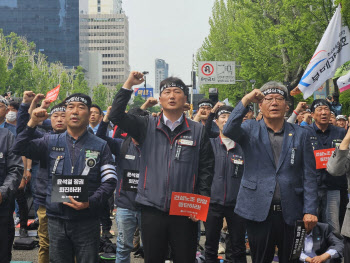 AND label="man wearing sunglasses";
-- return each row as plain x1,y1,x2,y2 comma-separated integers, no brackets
223,81,318,263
